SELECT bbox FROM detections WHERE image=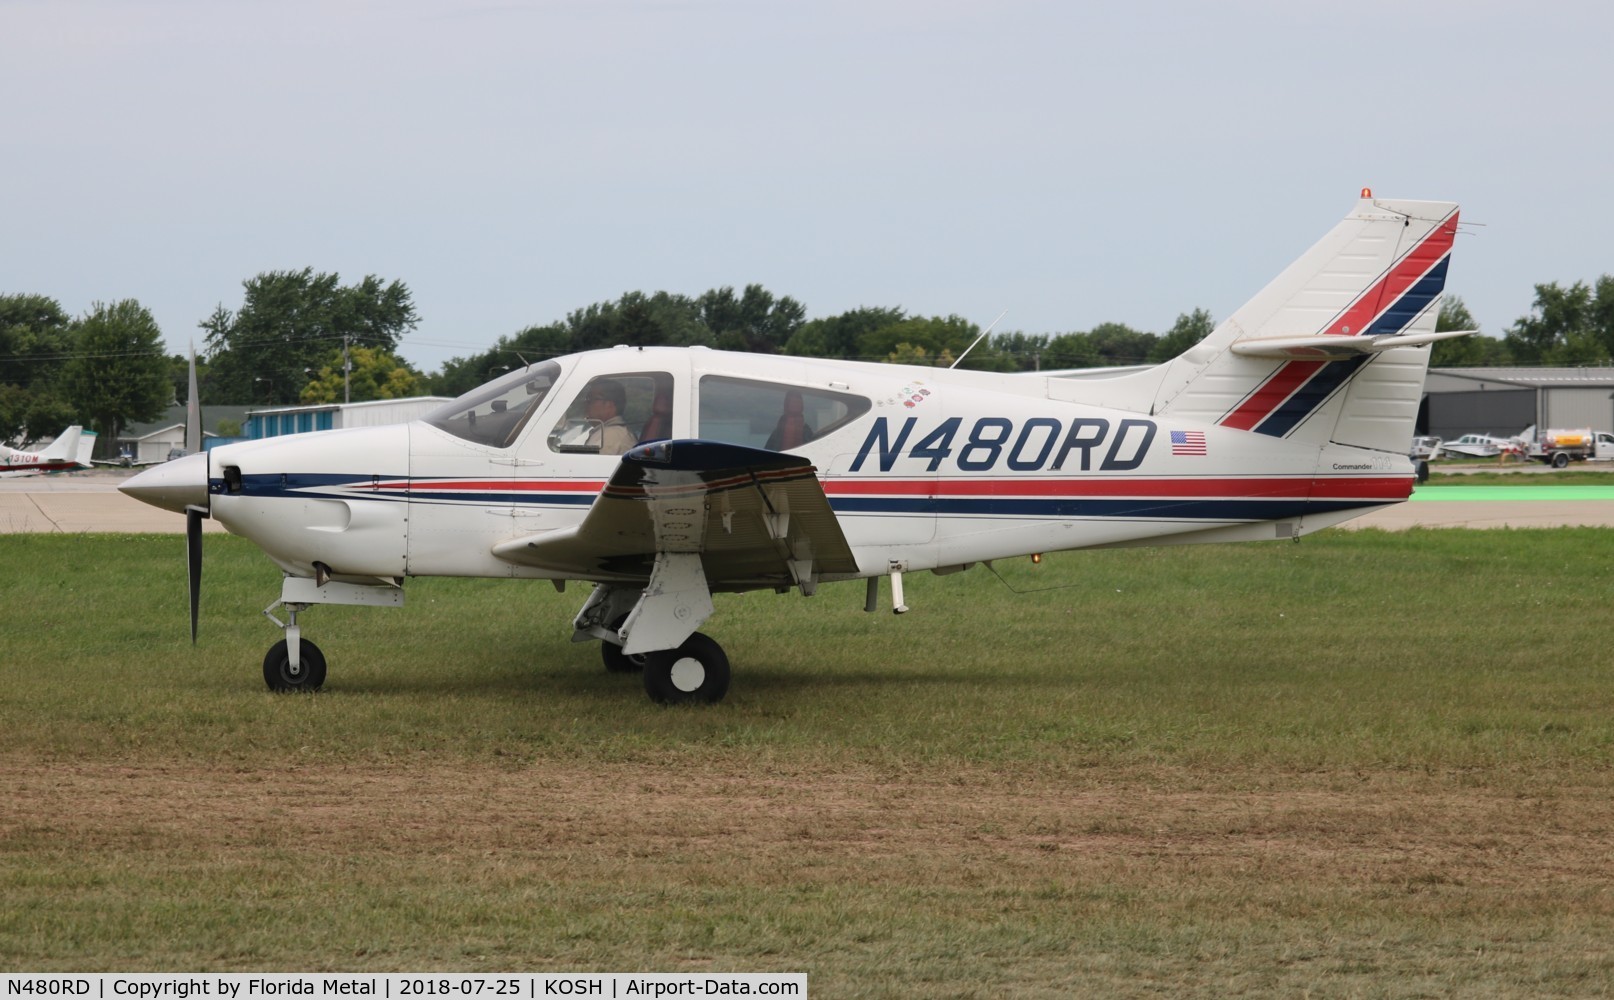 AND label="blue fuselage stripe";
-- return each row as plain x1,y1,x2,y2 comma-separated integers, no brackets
231,477,1388,520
